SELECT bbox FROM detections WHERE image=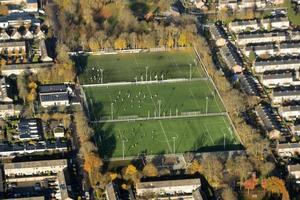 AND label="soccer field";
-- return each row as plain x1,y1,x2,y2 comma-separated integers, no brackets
94,115,240,158
75,49,205,84
84,80,225,121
